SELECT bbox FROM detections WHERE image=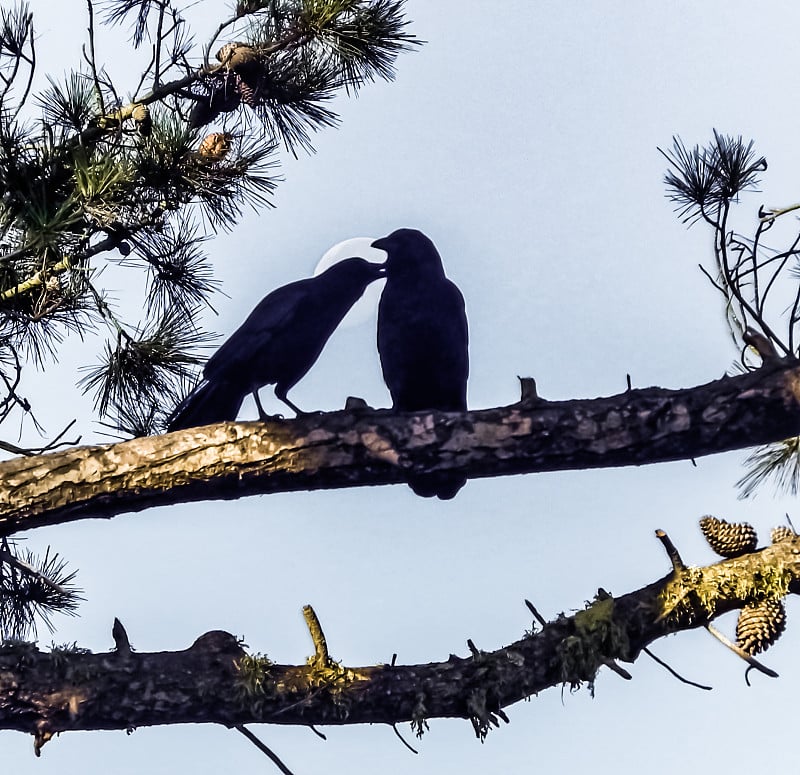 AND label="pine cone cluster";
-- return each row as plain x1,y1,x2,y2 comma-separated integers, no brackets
699,516,758,558
736,599,786,655
188,67,264,128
